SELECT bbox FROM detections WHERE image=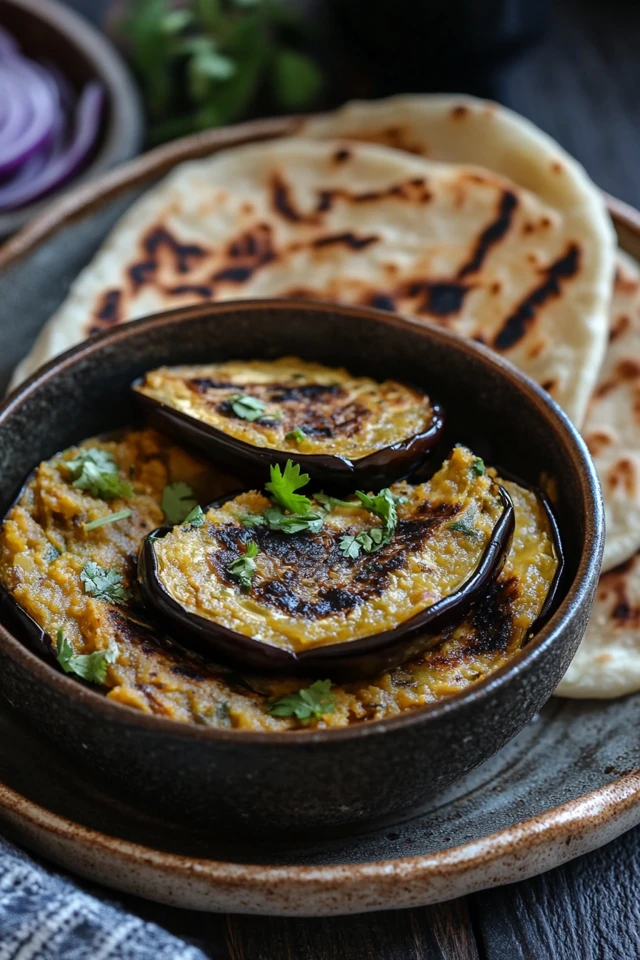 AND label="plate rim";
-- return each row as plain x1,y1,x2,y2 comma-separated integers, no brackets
1,770,640,915
0,120,639,914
